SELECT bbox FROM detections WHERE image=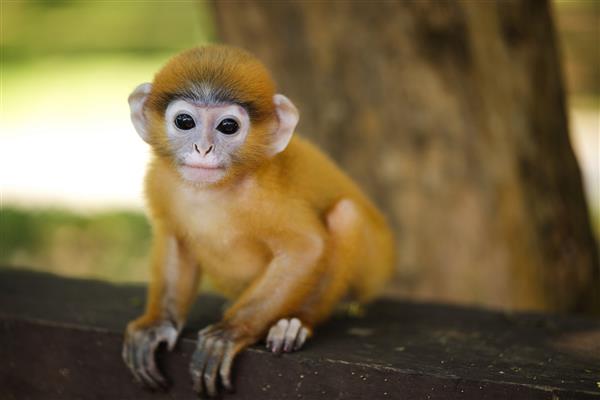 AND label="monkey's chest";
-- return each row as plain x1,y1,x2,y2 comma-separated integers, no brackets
194,234,271,297
173,197,272,297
